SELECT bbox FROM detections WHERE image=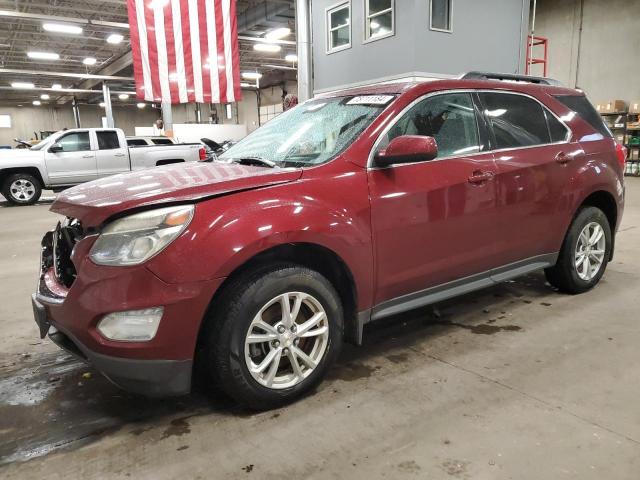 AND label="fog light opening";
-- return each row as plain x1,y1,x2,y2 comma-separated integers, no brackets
97,307,164,342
